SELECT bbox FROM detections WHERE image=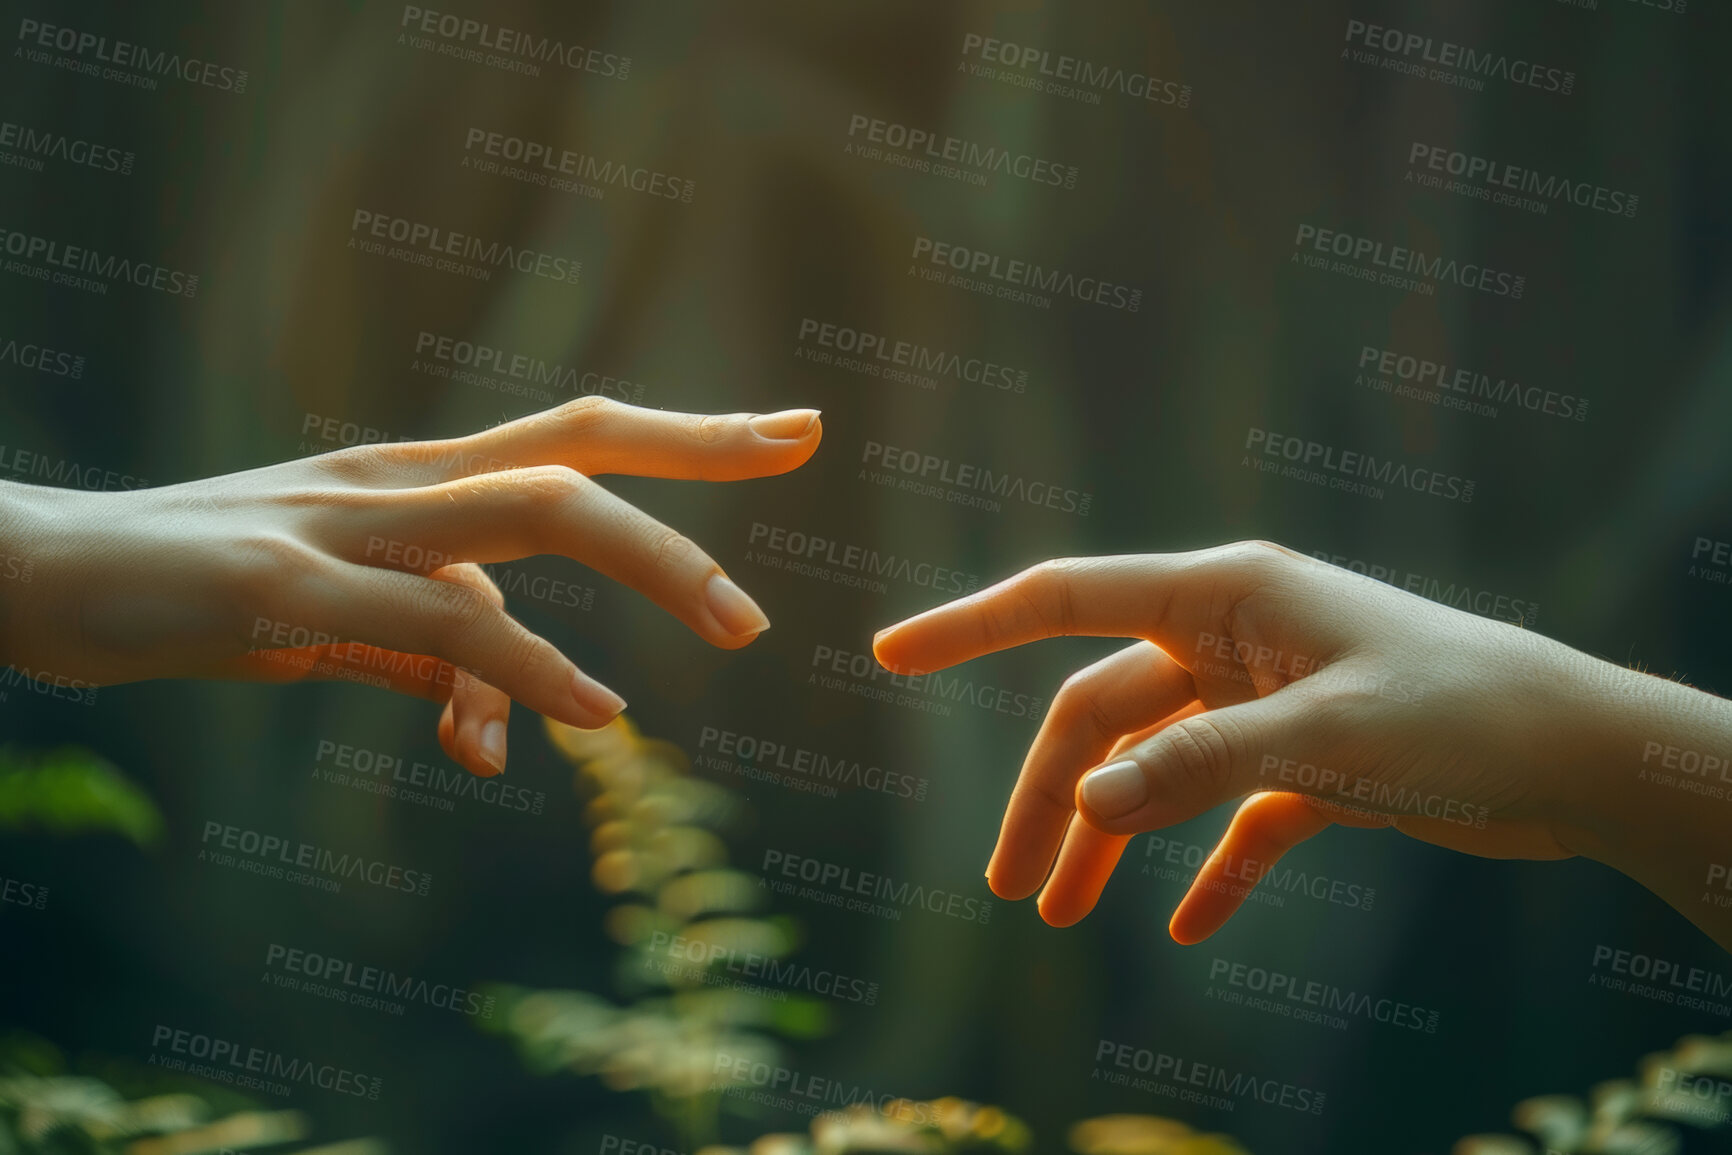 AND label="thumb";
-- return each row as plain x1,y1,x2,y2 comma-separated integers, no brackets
1074,689,1326,834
